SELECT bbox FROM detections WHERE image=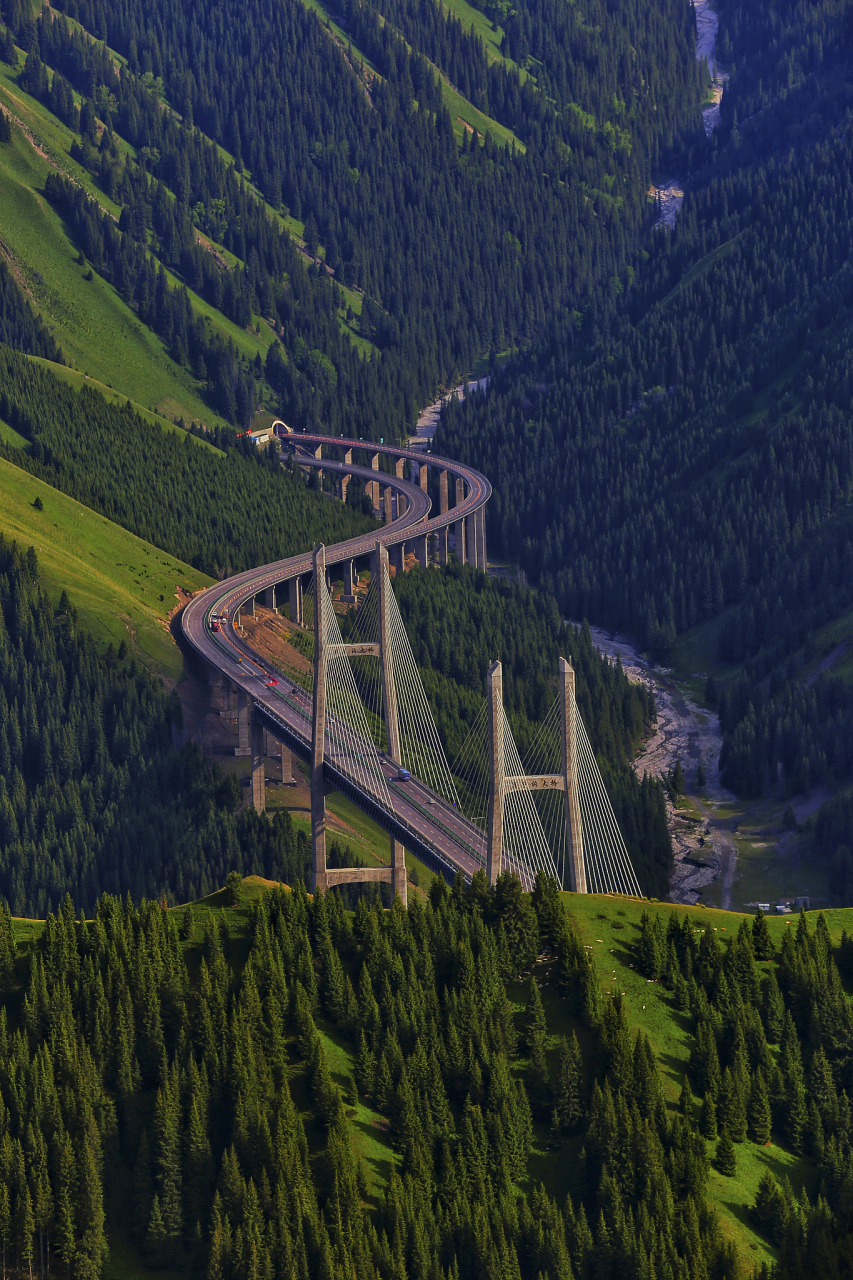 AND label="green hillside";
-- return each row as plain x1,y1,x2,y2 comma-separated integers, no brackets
0,70,235,425
0,453,210,678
